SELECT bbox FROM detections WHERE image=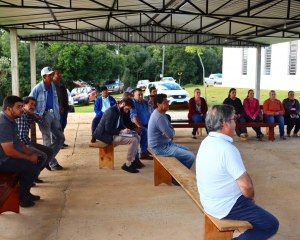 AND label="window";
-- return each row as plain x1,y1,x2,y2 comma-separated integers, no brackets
289,41,298,75
264,46,272,75
242,48,248,75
